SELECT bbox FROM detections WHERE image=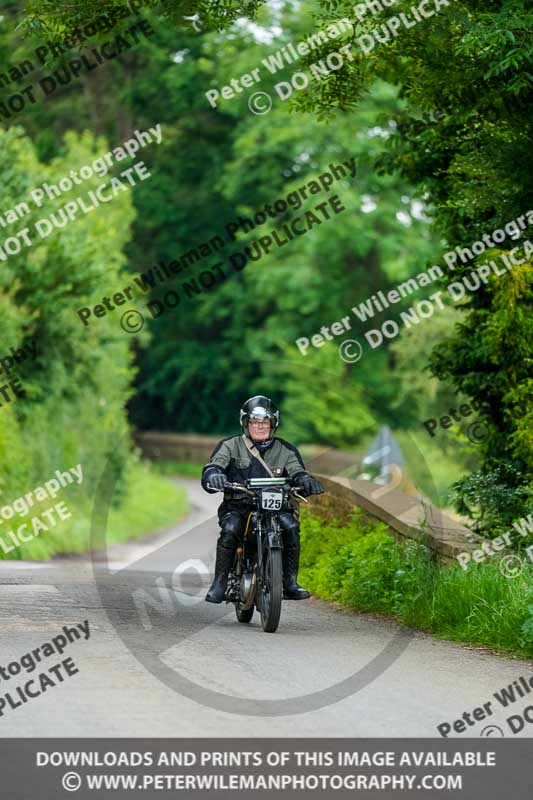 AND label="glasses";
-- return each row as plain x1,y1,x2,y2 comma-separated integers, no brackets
249,418,270,427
